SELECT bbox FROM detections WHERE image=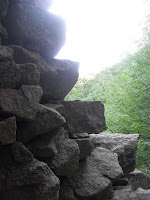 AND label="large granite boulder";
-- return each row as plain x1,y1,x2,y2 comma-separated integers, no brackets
69,147,123,200
134,188,150,200
27,128,80,177
0,142,60,200
9,45,79,101
113,187,138,200
61,100,107,137
0,117,16,145
0,85,43,121
17,105,66,143
3,2,66,59
90,133,139,175
0,61,40,89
